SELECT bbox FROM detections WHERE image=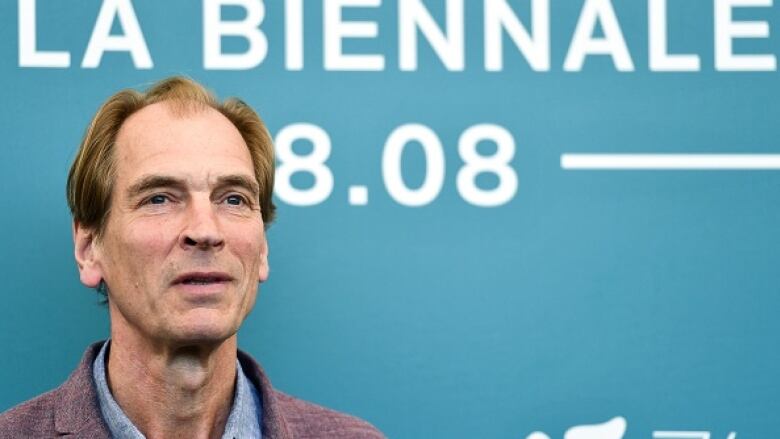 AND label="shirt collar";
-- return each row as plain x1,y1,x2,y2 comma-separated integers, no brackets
92,340,262,439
